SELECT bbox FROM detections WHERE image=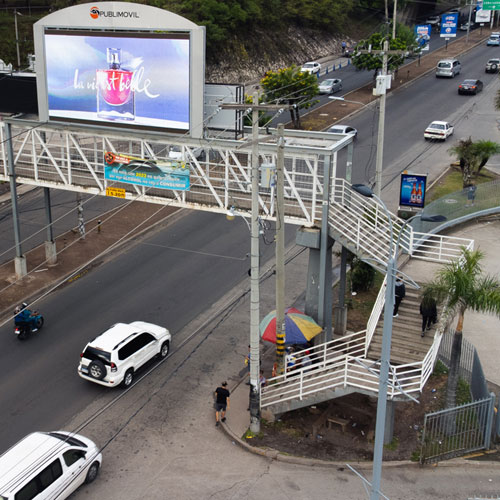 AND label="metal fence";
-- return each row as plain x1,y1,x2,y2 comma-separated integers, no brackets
437,331,489,402
420,394,495,464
